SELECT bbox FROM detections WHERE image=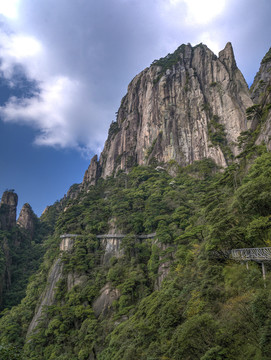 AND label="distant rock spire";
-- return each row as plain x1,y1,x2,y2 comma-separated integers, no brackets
0,190,18,230
17,203,36,239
